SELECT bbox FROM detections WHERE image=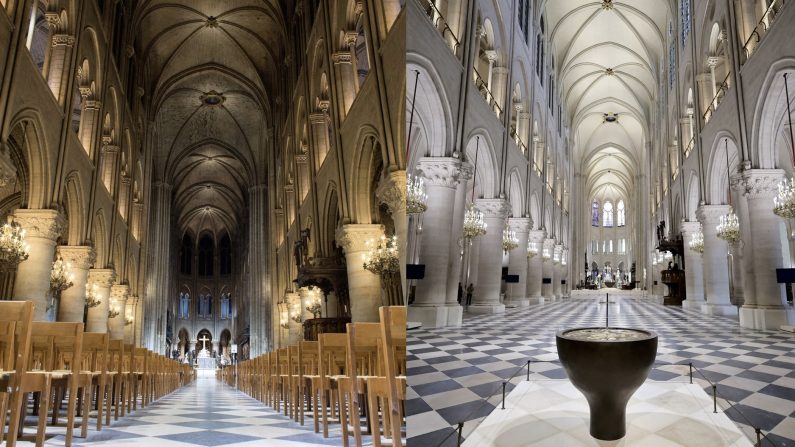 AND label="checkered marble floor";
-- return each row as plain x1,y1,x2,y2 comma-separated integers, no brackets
407,297,795,447
10,377,355,446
